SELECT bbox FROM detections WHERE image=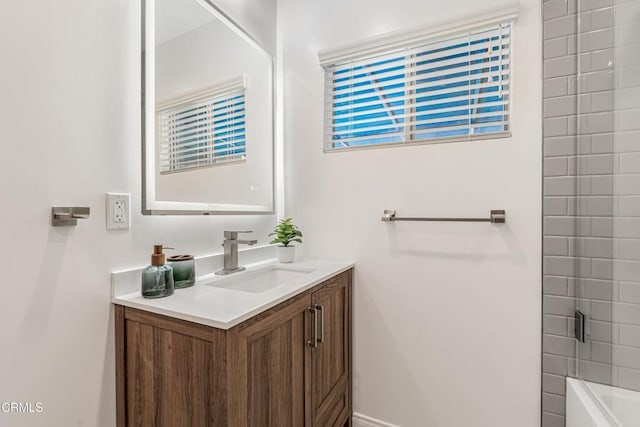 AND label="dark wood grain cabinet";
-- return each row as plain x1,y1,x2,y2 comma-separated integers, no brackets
115,268,352,427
